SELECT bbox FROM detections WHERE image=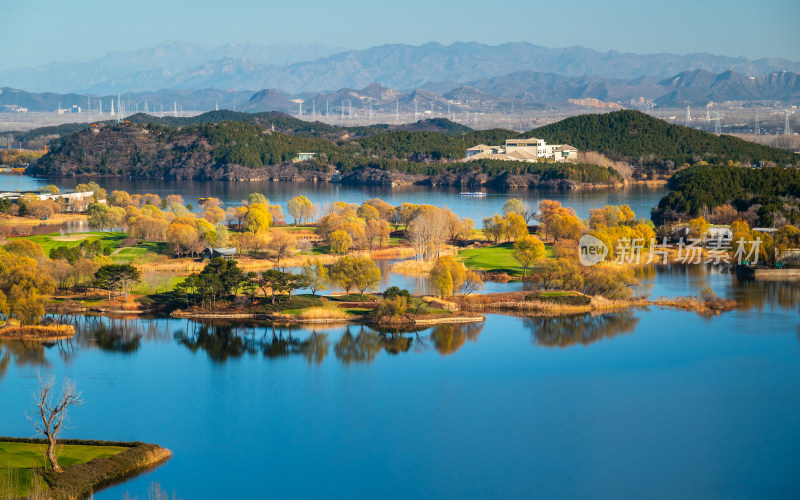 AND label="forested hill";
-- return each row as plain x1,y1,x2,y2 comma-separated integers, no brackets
528,110,799,168
3,111,485,150
30,120,617,187
652,164,800,226
24,110,799,186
